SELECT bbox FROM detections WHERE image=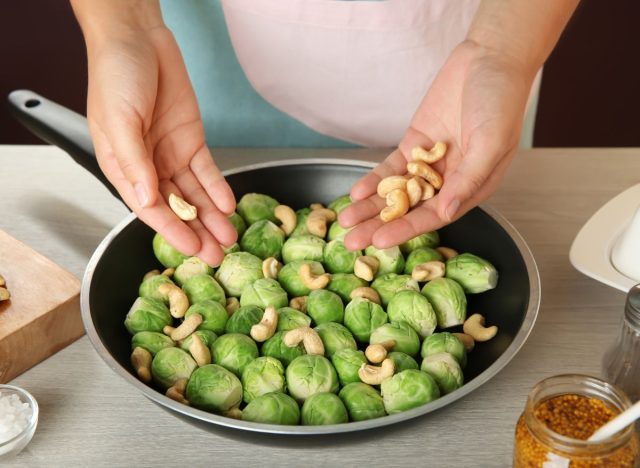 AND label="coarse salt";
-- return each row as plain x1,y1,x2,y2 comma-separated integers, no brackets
0,392,32,445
